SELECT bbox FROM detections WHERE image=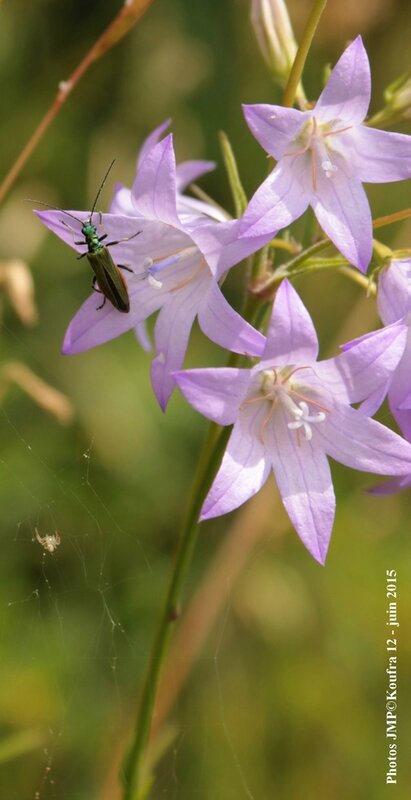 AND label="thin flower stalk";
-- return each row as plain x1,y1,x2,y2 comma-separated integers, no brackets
0,0,155,206
121,422,232,799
